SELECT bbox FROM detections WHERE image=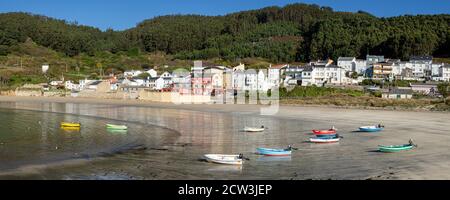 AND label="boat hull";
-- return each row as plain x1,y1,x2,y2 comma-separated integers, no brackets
244,127,265,132
312,129,336,135
106,124,128,130
359,126,383,132
378,145,413,152
316,134,338,139
204,154,243,165
310,138,340,143
61,122,80,127
256,148,291,156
